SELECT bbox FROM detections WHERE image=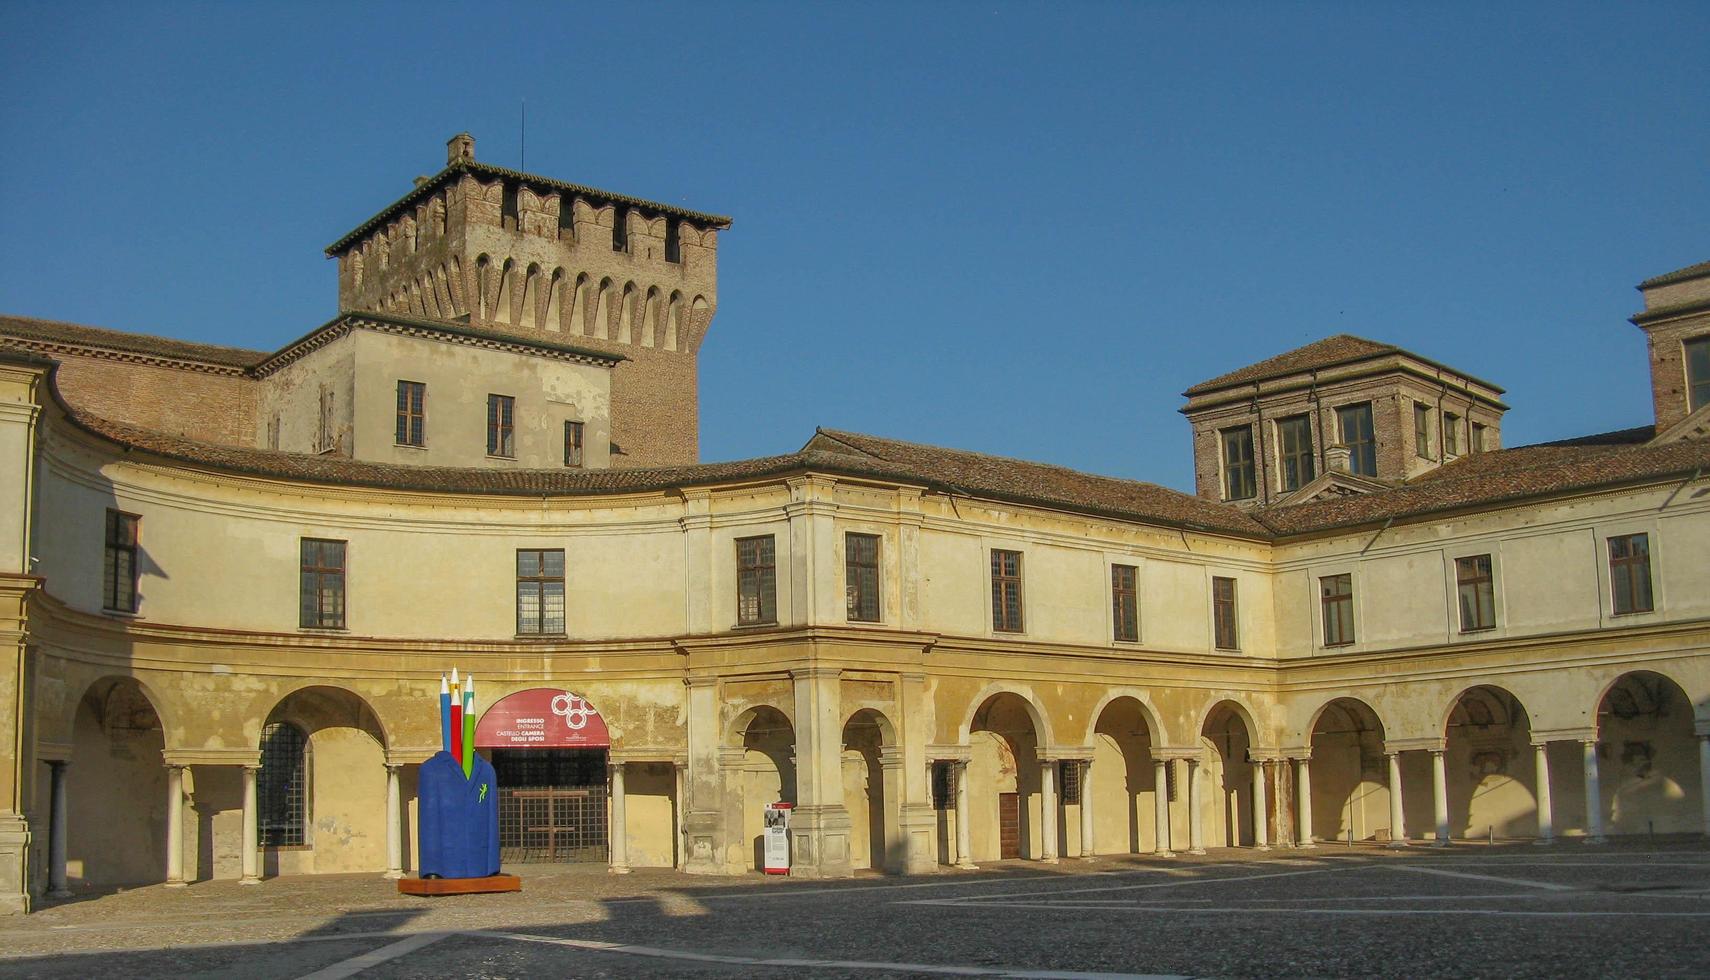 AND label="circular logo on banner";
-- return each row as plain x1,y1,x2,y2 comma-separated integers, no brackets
550,693,595,731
